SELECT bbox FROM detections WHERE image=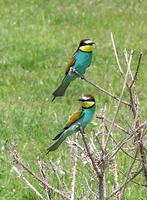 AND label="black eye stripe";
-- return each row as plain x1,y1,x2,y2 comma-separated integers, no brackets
82,99,95,102
81,43,93,46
